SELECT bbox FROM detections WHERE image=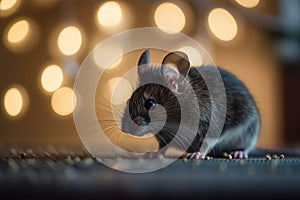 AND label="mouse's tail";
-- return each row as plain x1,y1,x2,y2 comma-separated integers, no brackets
249,147,300,158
